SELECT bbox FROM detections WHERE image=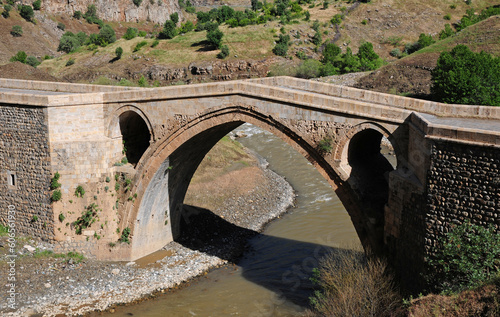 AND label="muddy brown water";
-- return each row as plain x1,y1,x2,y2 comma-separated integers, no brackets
108,124,396,316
